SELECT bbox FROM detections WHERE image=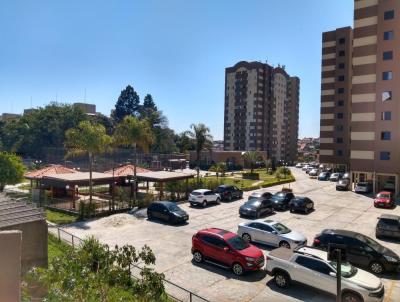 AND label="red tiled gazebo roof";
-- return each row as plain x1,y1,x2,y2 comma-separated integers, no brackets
25,165,78,180
104,164,150,177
